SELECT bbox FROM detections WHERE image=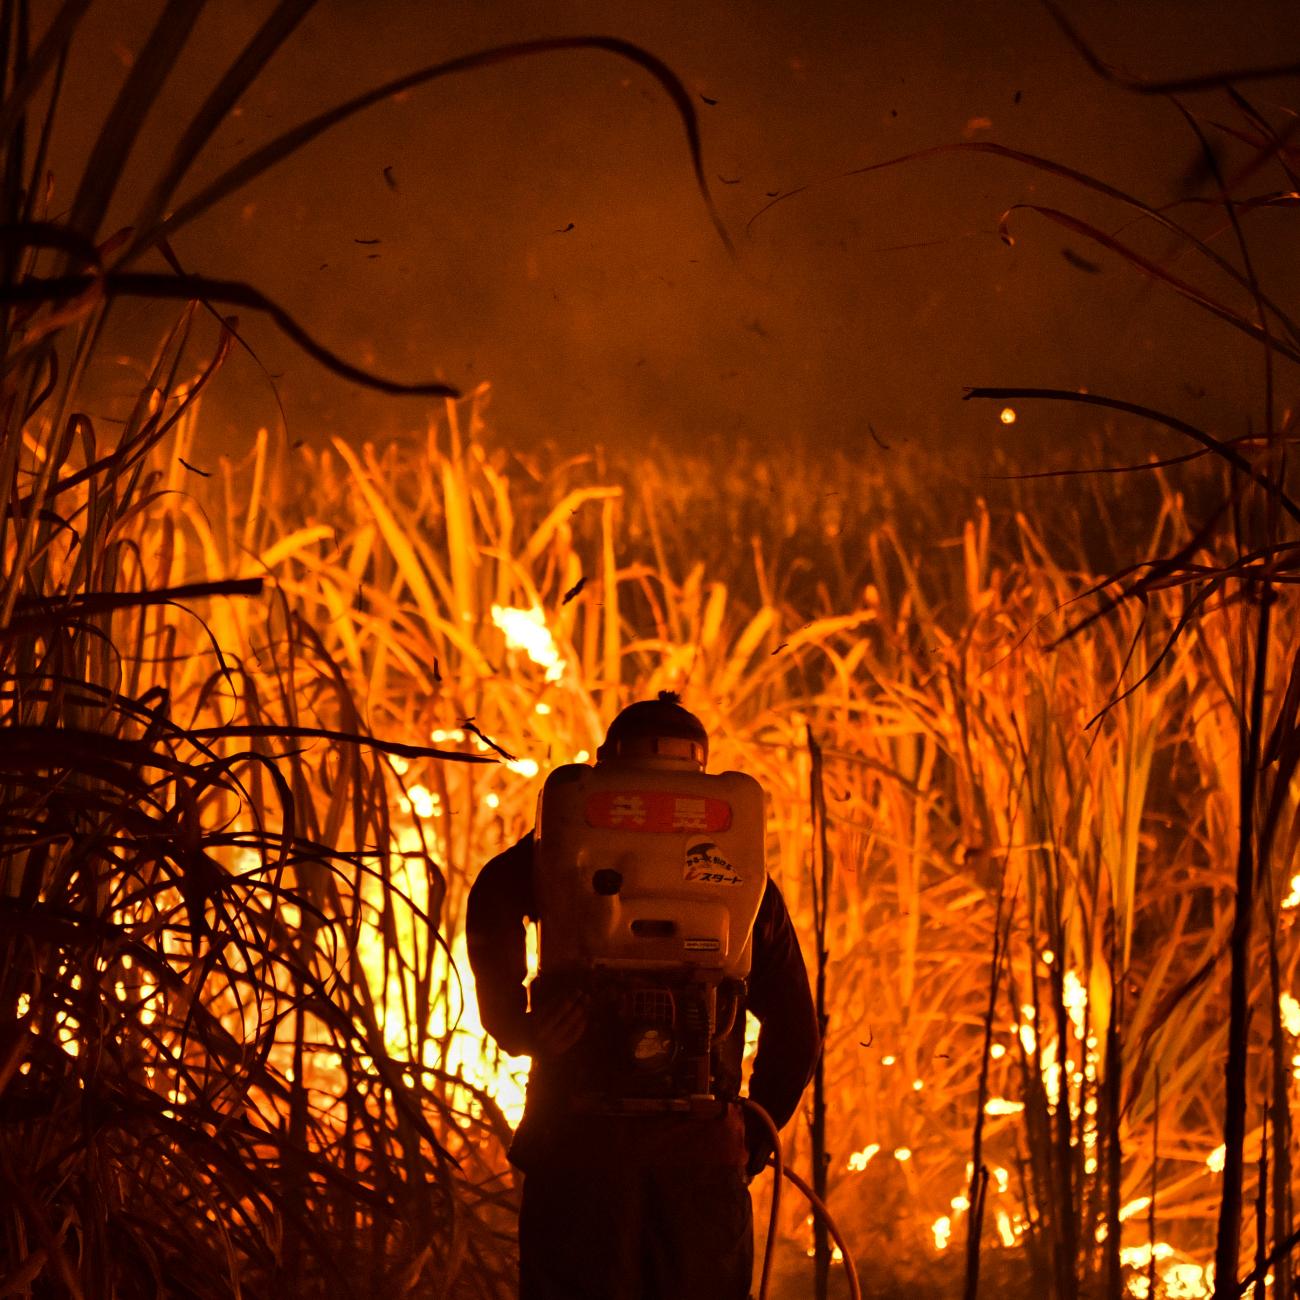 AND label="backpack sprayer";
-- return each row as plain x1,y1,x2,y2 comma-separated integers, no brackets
534,754,765,1115
532,694,862,1299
